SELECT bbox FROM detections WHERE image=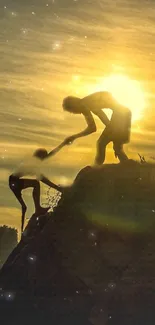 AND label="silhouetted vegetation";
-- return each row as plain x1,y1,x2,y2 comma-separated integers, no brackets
138,153,146,164
45,187,62,211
